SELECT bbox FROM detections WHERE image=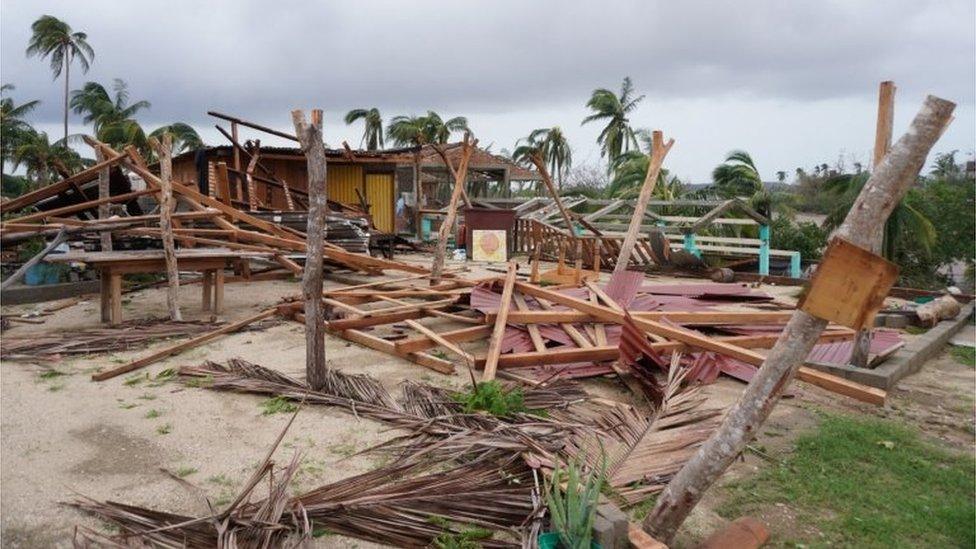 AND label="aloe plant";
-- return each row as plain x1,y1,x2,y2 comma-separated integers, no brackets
545,456,606,548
